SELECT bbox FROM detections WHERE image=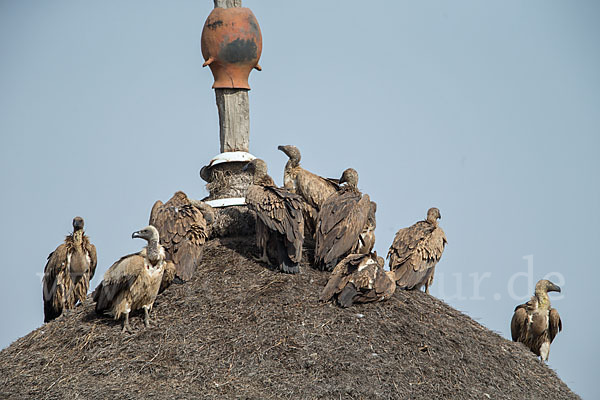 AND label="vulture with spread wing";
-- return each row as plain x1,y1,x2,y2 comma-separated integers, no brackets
278,145,339,236
93,225,167,333
387,207,447,294
42,216,97,322
511,279,562,361
149,191,214,282
314,168,372,271
319,252,395,308
243,158,305,274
